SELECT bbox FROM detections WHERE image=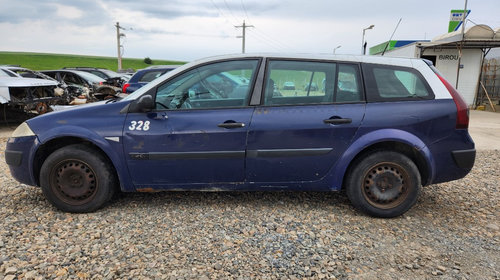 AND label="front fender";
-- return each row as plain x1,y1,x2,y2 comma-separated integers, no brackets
326,128,435,190
35,125,134,192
